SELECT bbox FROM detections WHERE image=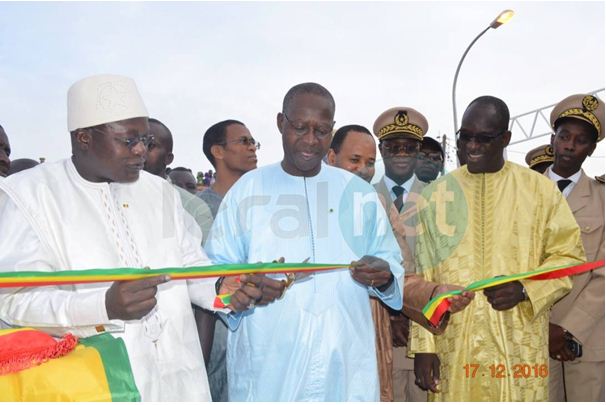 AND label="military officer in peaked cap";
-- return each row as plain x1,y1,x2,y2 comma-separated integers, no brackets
373,107,429,402
547,93,605,402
